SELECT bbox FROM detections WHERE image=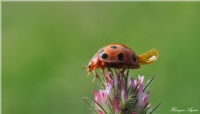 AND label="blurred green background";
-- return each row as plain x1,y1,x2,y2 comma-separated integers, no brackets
2,2,200,114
